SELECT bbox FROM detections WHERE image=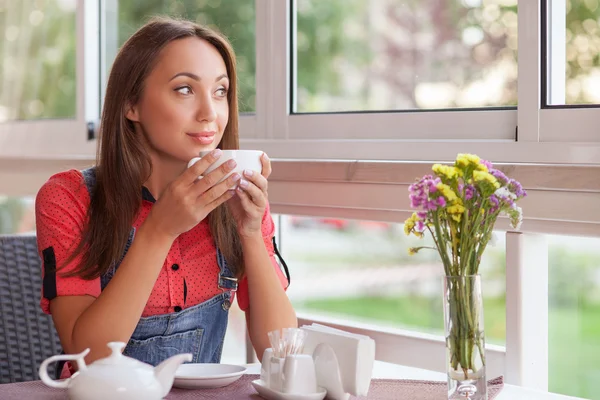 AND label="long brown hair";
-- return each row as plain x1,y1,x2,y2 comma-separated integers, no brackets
65,17,243,279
